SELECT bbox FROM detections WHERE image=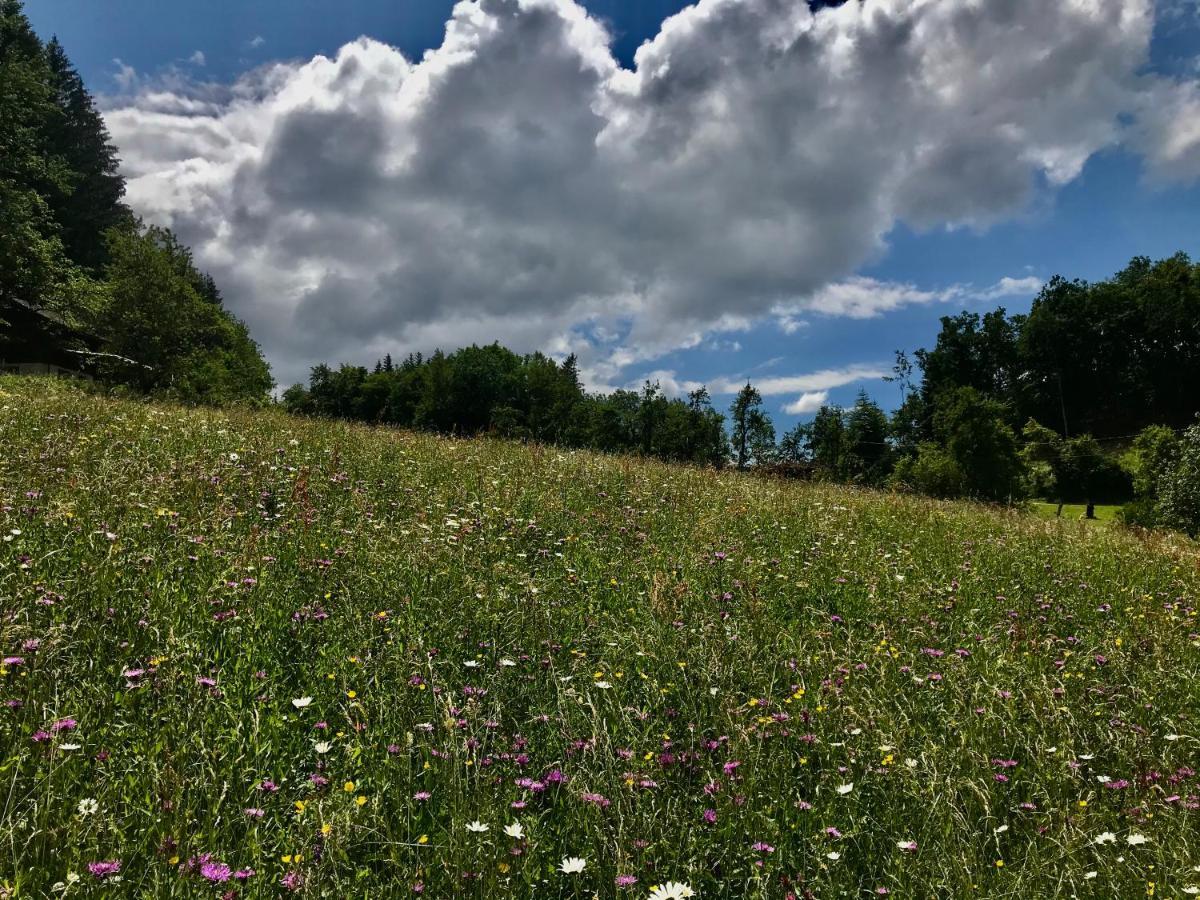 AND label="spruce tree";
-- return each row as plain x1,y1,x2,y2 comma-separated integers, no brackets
43,36,132,271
